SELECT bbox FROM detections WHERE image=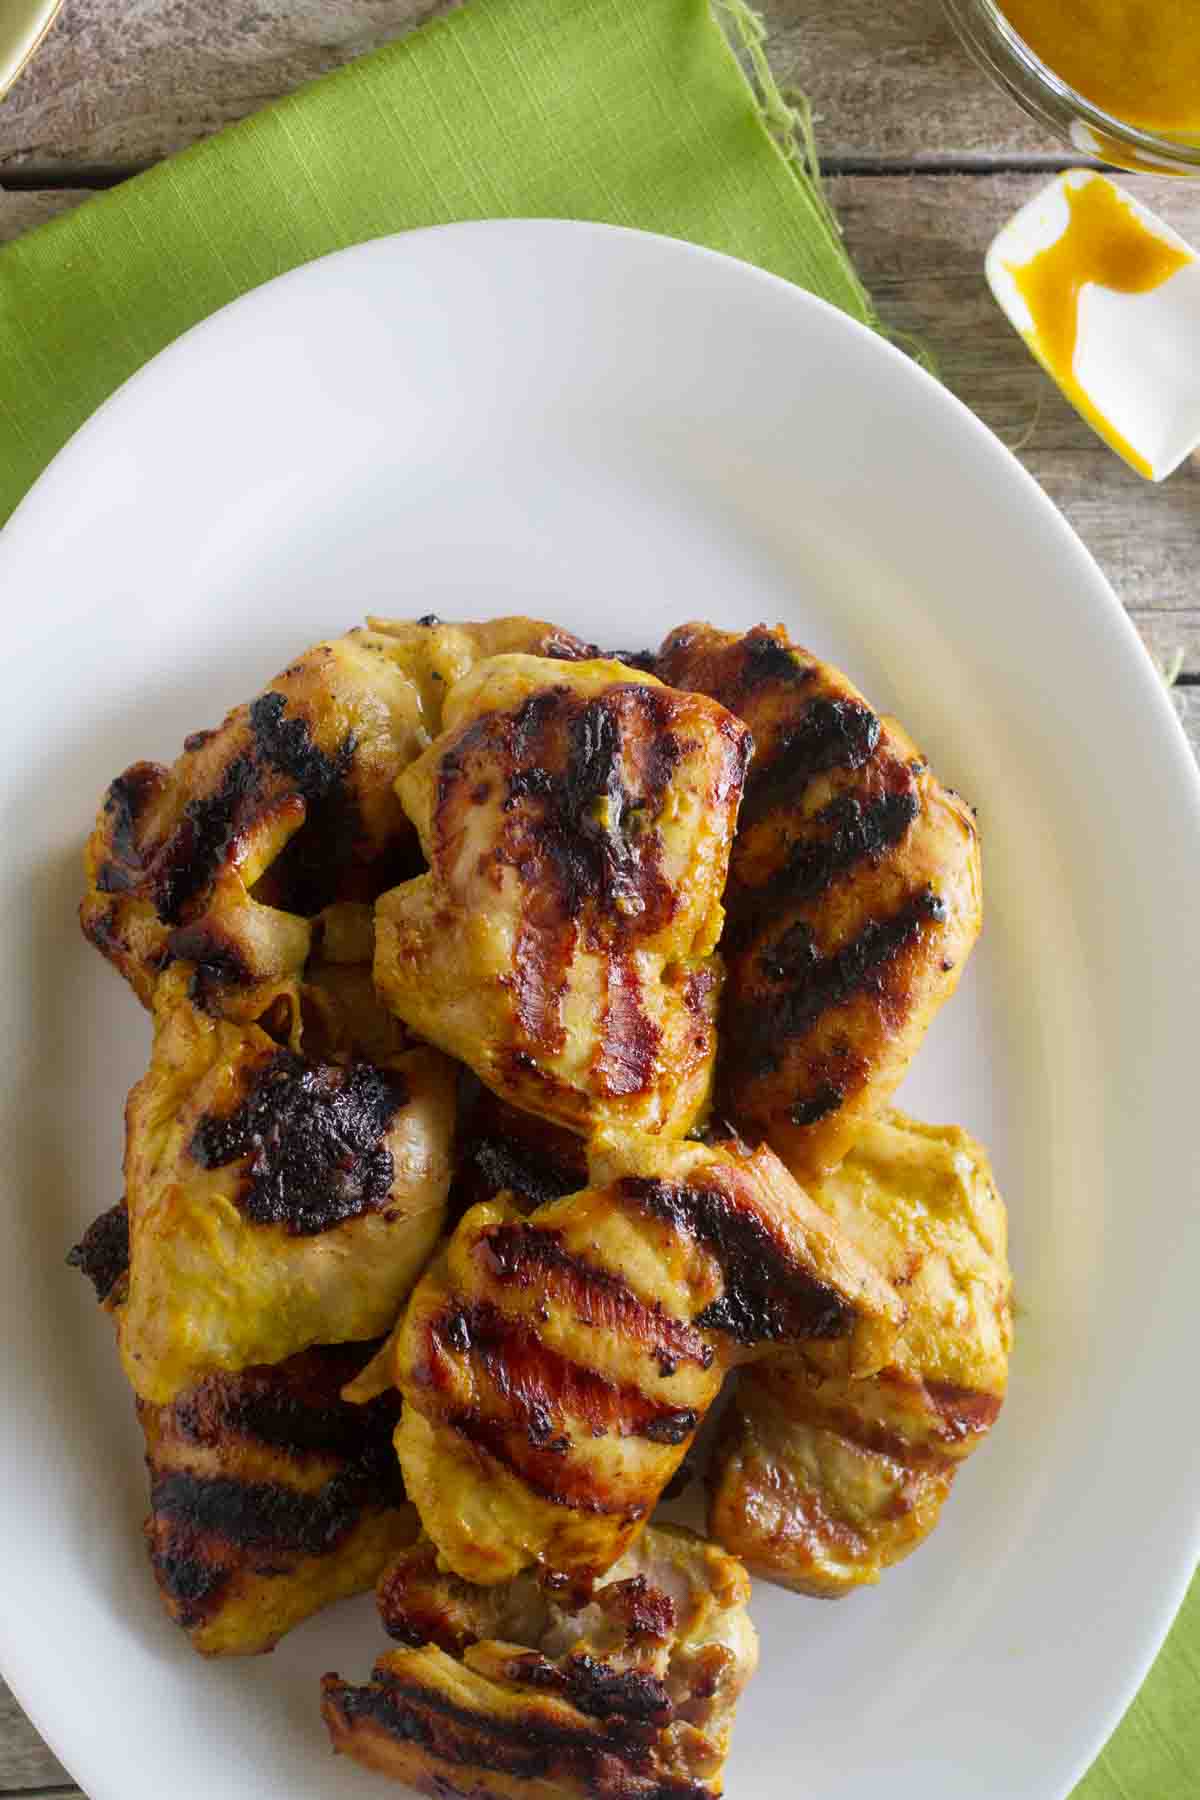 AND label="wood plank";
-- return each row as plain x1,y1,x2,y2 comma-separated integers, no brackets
0,189,90,241
0,0,448,170
765,0,1065,161
0,1678,74,1793
0,0,1070,172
